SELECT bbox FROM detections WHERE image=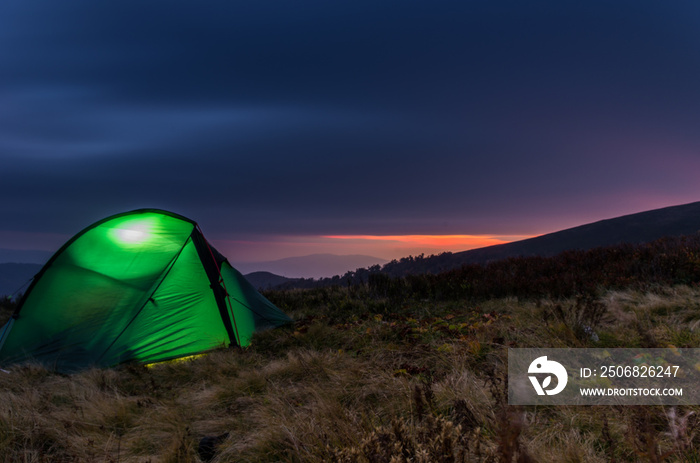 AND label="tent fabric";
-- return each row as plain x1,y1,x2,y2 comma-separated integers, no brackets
0,209,292,372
